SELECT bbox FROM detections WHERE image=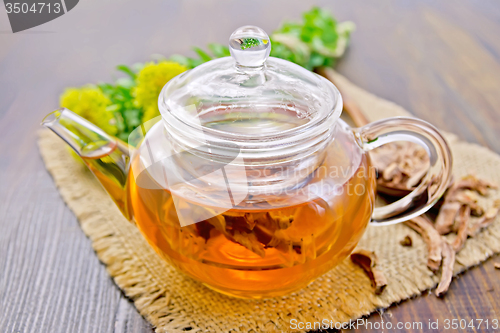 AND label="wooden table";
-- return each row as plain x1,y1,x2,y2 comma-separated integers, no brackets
1,1,499,332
